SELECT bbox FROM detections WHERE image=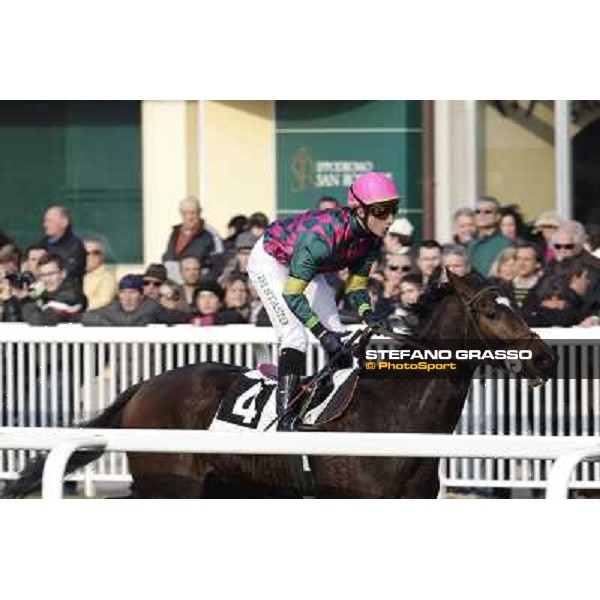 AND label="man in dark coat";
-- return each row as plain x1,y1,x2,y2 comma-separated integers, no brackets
162,196,218,266
38,205,87,289
82,274,187,326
